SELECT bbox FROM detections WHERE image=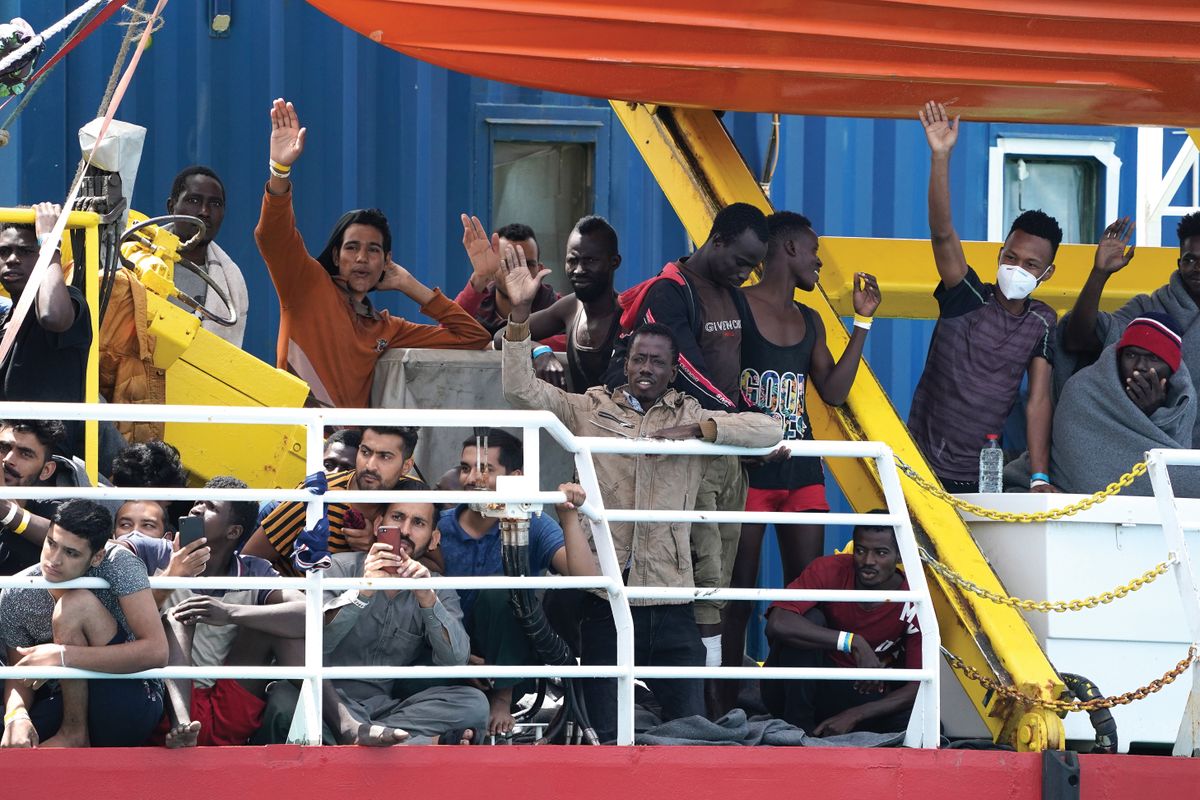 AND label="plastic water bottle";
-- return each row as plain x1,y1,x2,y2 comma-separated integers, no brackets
978,434,1003,493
